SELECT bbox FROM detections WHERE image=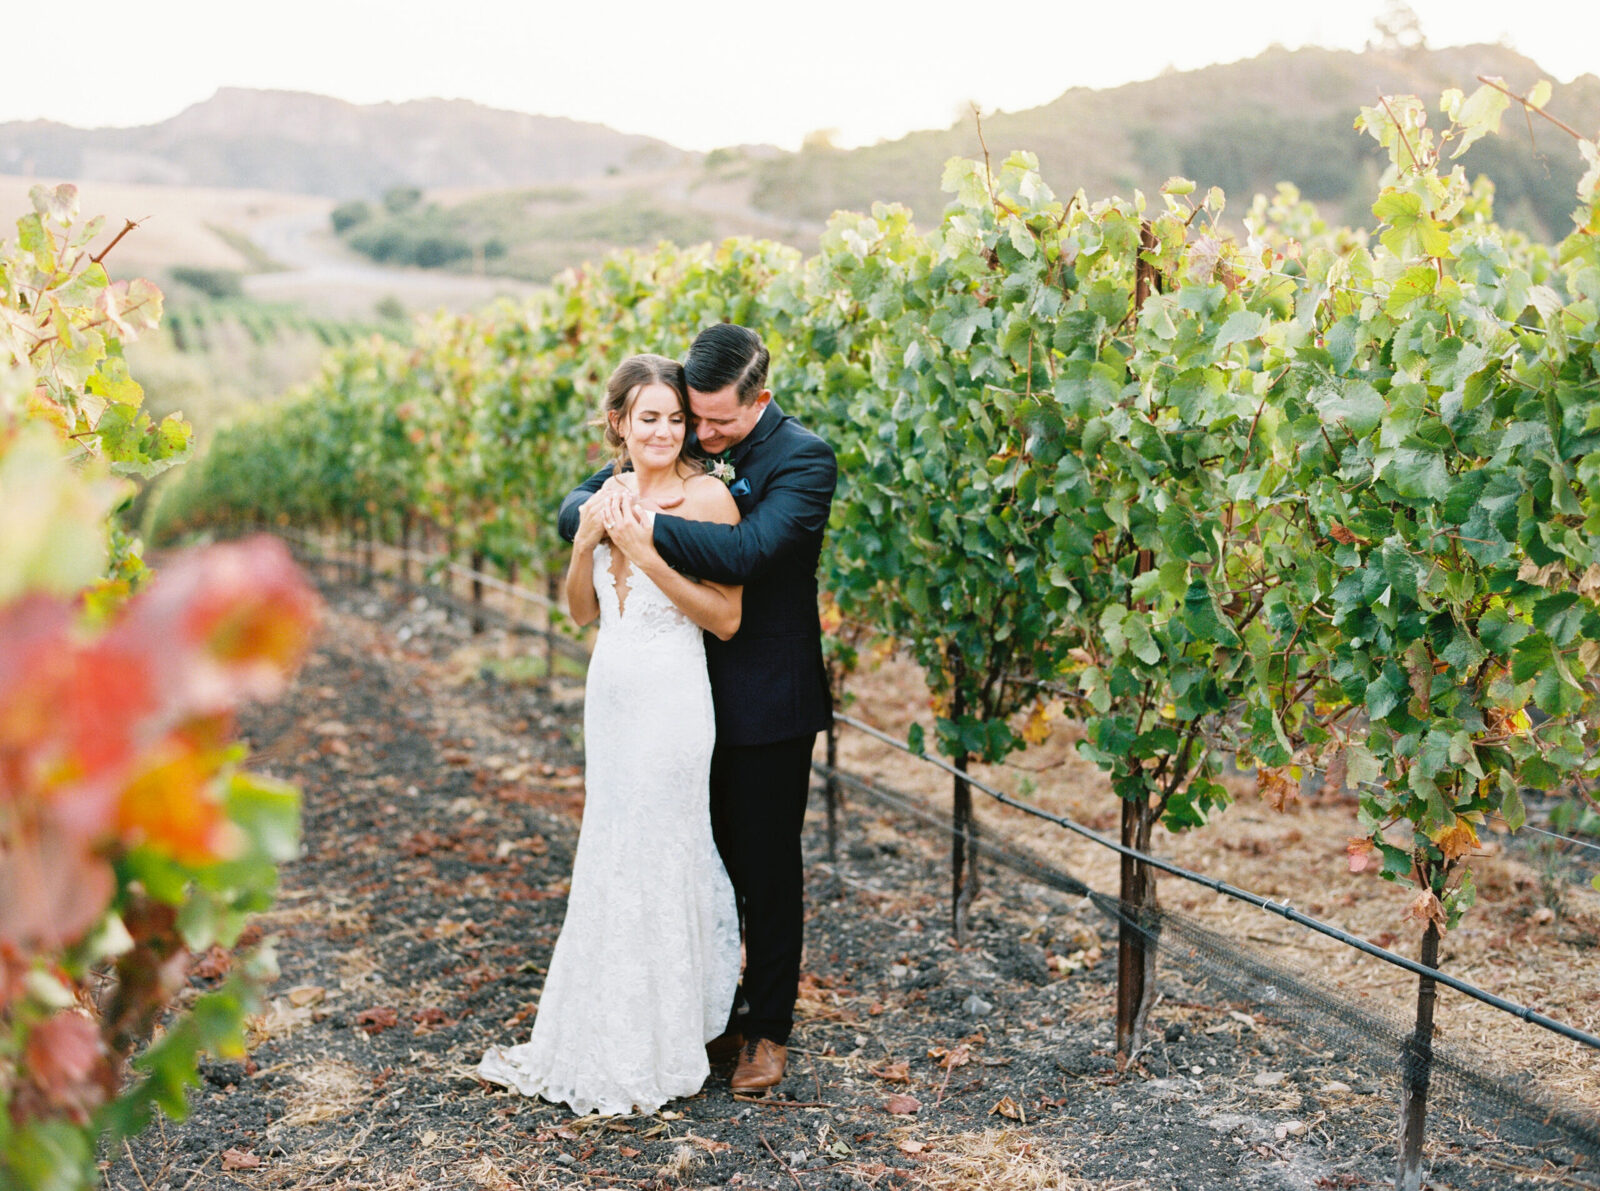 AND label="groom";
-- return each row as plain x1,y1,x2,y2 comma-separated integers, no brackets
558,323,837,1091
